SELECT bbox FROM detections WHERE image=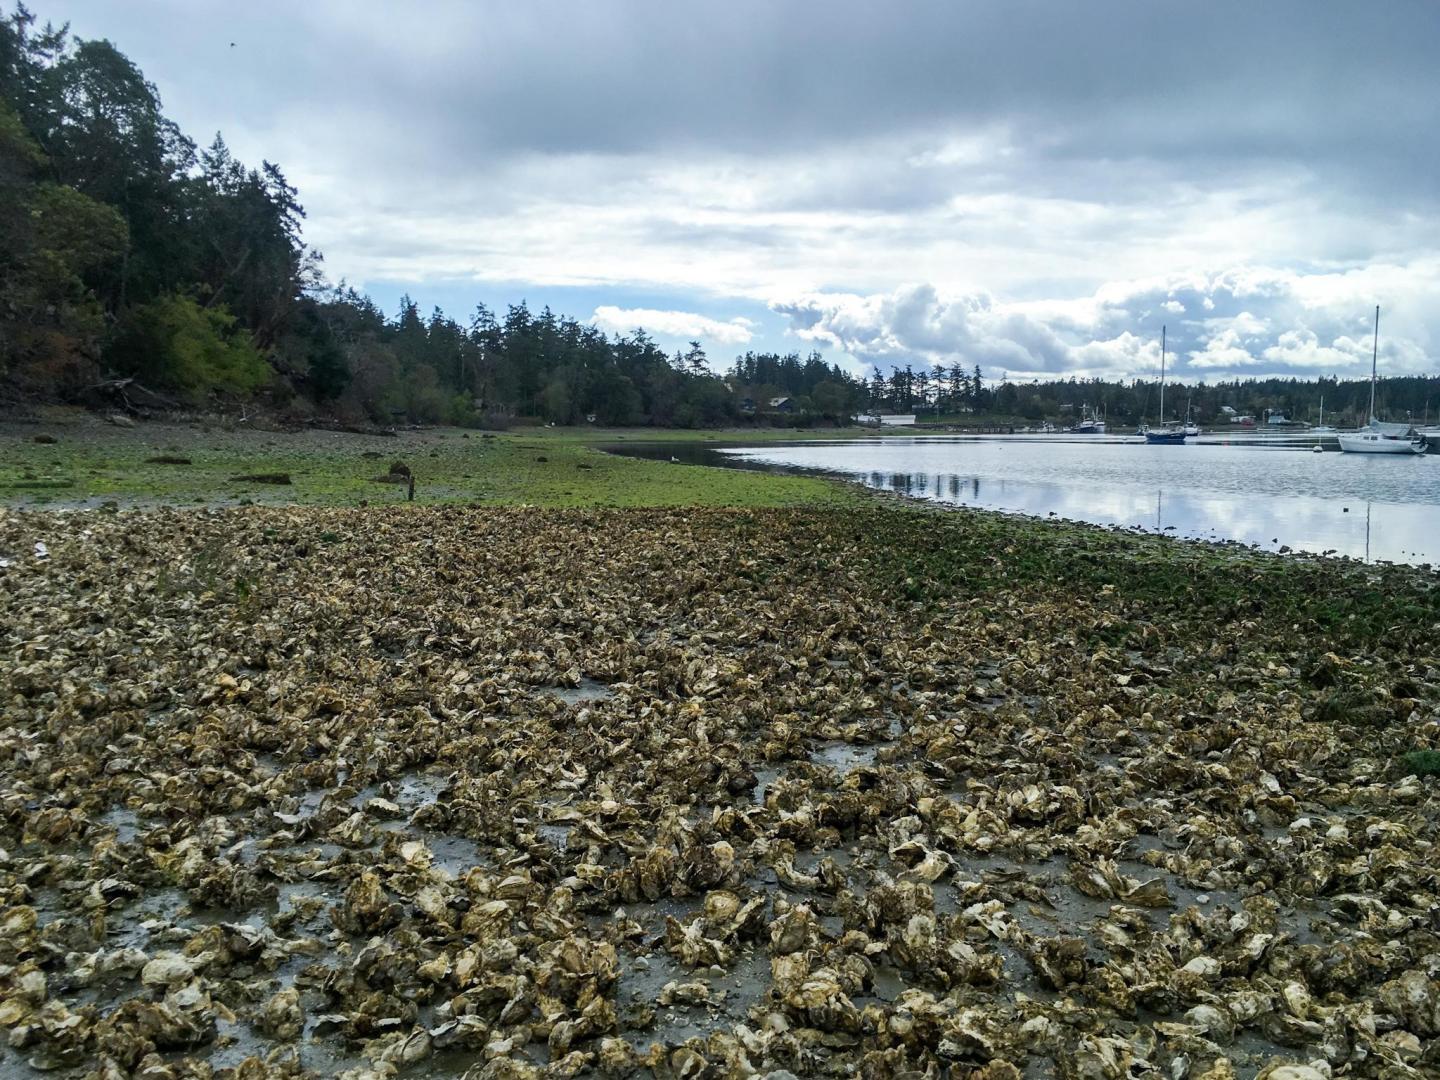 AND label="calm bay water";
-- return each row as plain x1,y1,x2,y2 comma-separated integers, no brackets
621,435,1440,566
